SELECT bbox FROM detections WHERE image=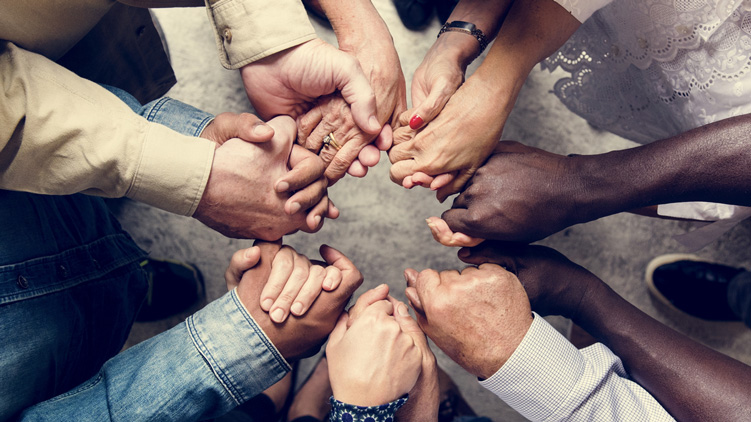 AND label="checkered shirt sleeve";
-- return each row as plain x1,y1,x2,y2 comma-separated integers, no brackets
479,313,675,421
